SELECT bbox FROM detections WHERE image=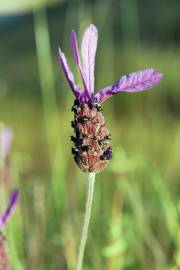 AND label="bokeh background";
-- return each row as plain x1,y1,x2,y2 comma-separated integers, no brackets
0,0,179,269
